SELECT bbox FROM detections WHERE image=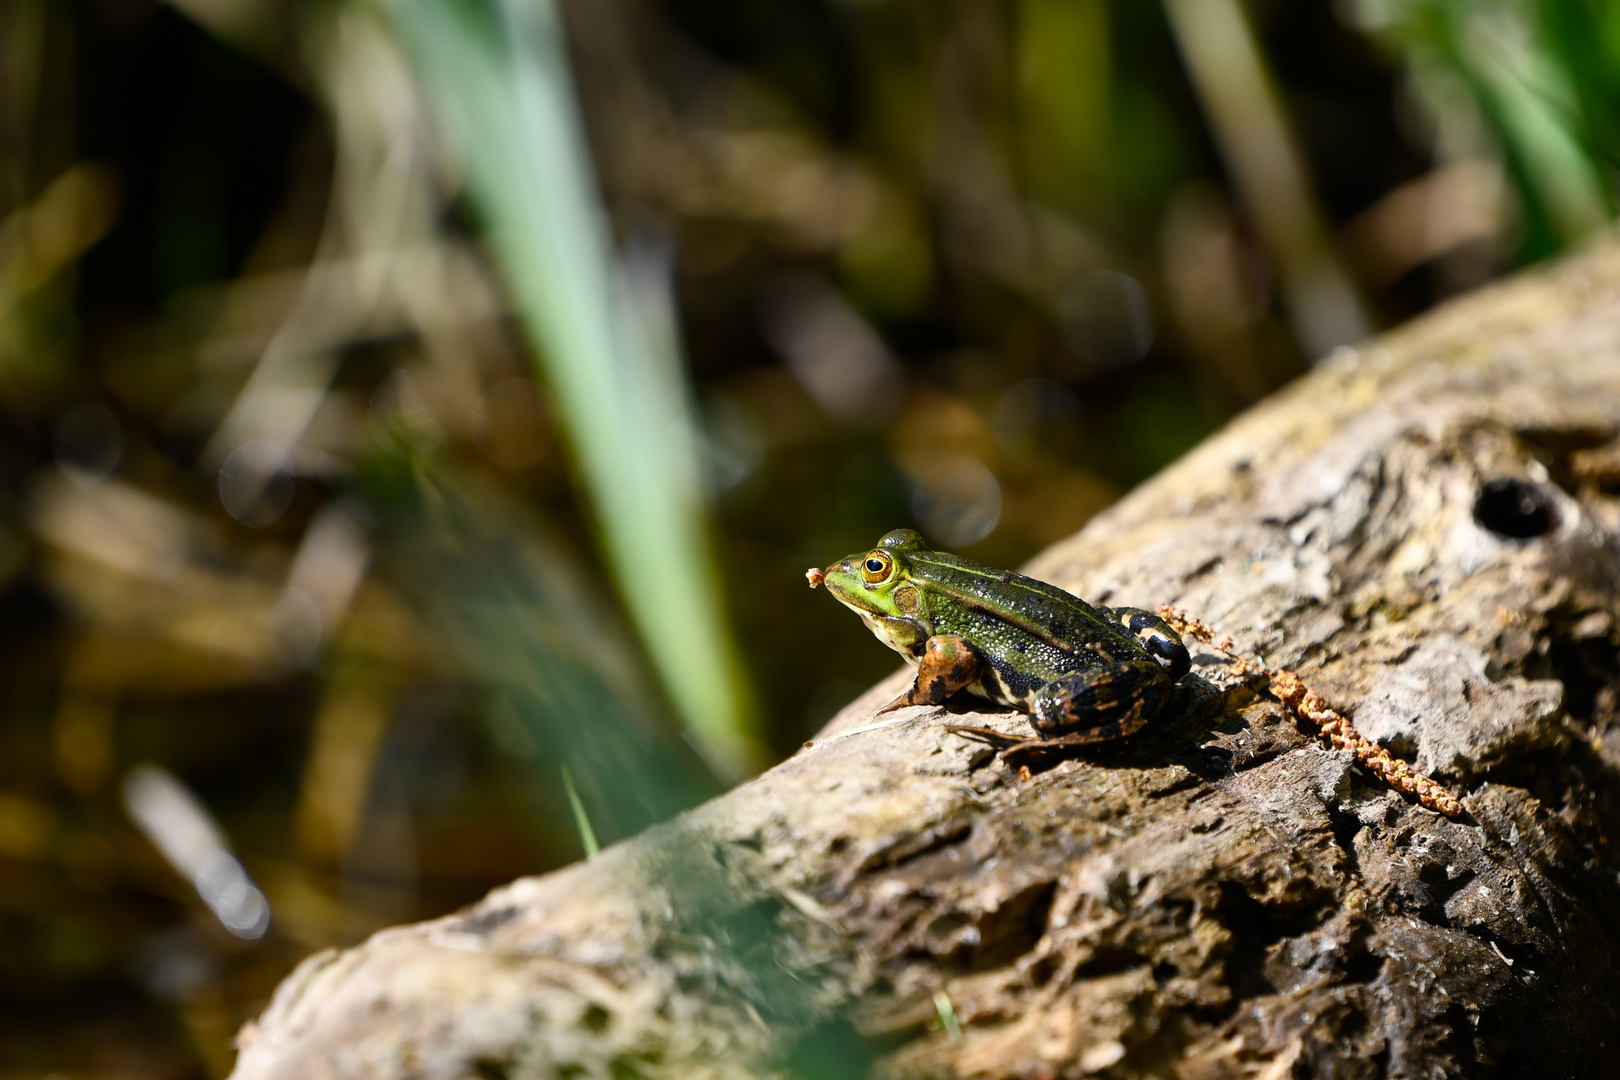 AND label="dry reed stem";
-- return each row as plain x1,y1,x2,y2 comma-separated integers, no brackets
1157,606,1465,817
